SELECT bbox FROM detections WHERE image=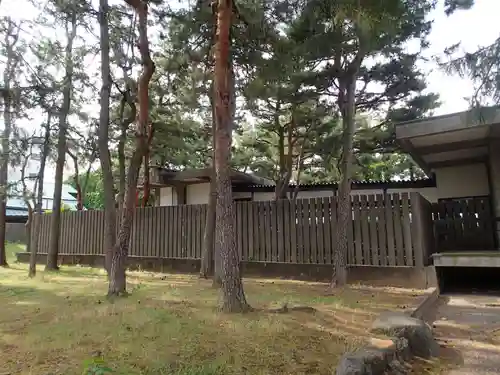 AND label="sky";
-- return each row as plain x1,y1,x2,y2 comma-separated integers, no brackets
1,0,500,184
